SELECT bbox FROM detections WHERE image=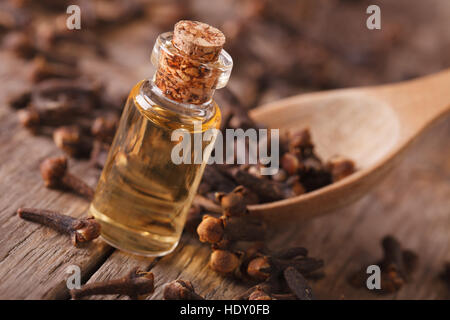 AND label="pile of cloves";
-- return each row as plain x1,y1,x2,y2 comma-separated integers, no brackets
12,76,121,164
196,186,324,300
197,186,266,275
198,89,356,205
3,0,128,168
198,127,356,204
235,246,324,300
